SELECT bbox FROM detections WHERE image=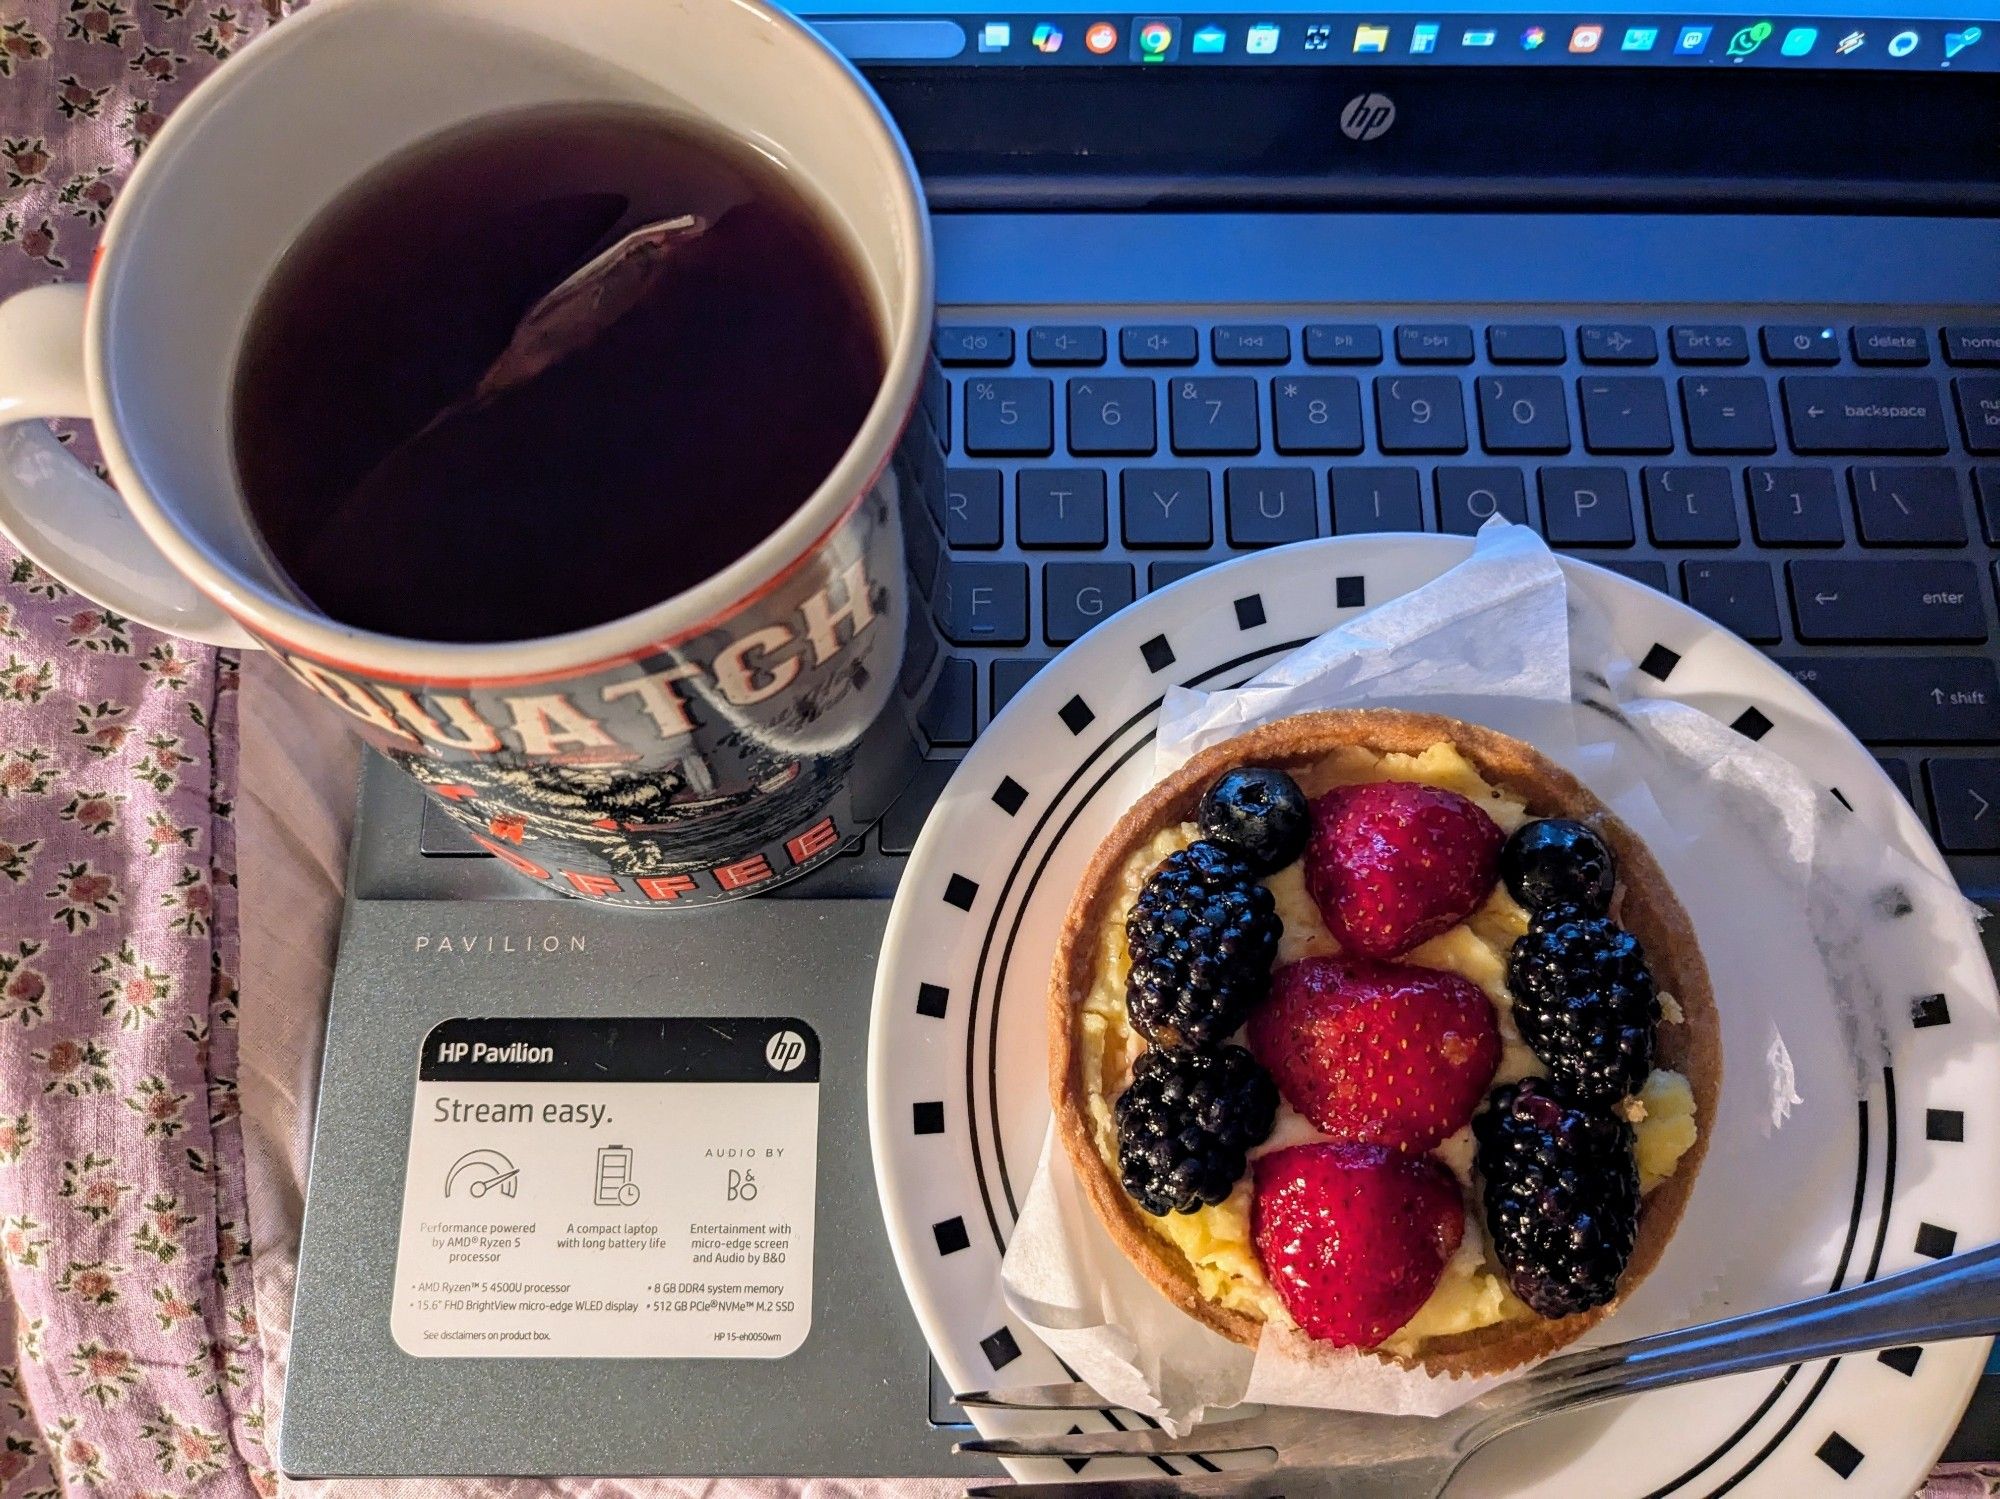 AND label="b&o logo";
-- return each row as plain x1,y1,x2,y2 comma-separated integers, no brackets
1340,93,1396,141
765,1029,807,1072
